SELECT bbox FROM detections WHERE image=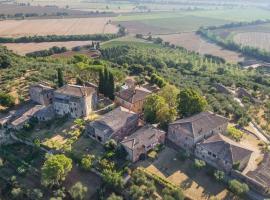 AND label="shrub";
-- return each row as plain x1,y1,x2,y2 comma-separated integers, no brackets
0,92,15,107
228,179,249,196
81,154,95,171
214,170,225,182
69,182,88,200
193,159,206,169
227,126,243,142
